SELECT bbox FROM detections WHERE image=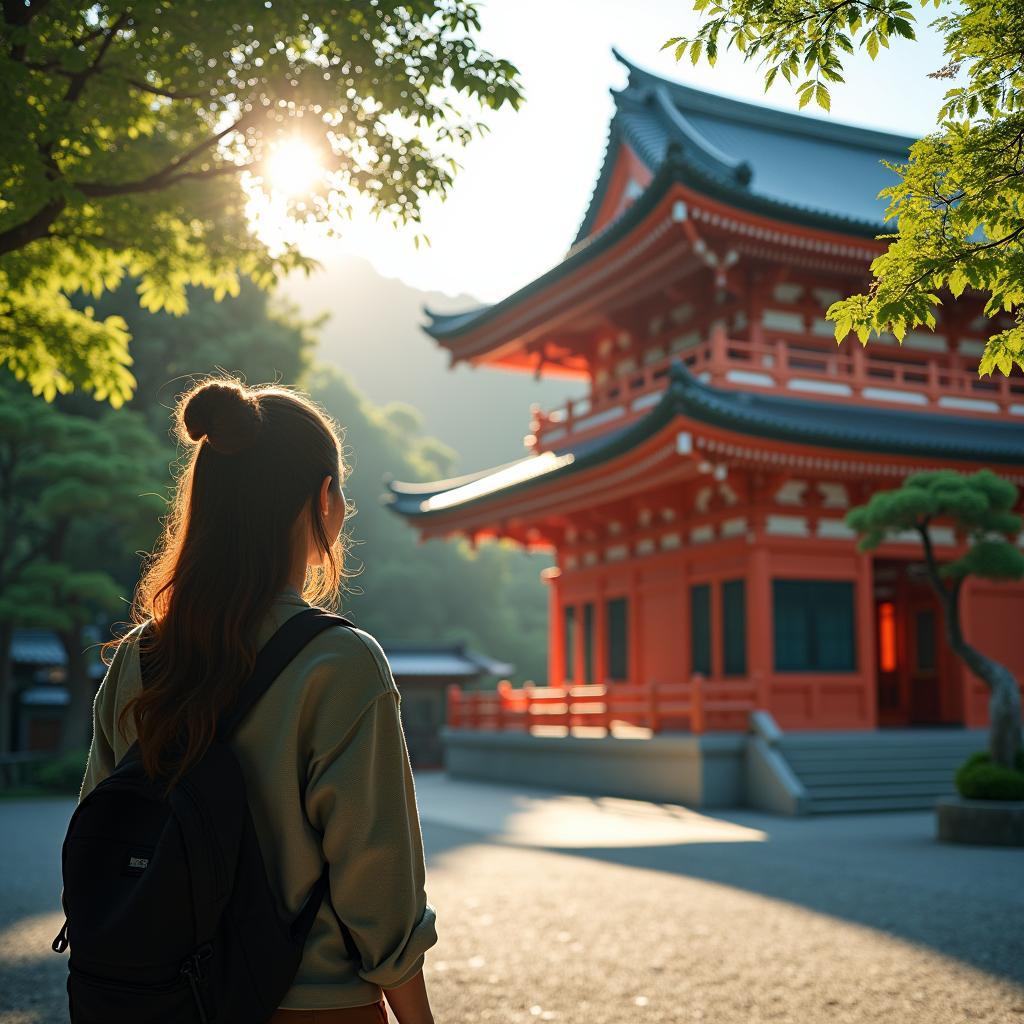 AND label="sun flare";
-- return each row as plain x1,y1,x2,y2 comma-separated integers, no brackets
263,140,323,197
